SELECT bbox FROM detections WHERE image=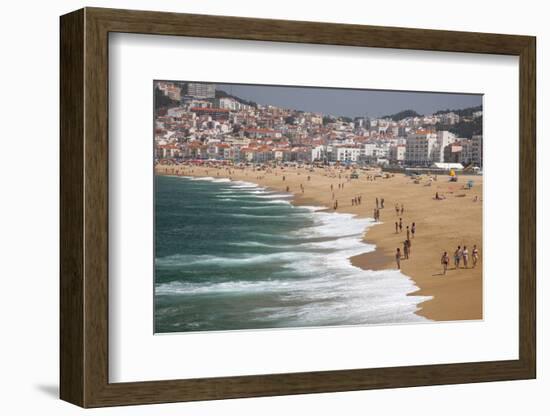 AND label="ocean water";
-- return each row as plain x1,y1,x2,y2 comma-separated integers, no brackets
154,175,429,333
